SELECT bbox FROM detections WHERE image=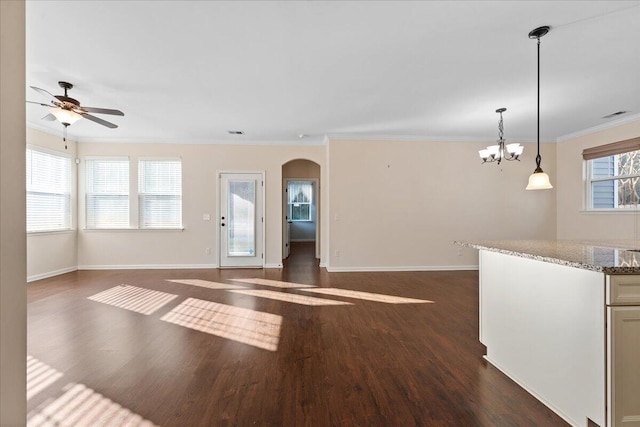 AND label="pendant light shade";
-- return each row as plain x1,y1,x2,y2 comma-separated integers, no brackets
526,26,553,191
526,170,553,190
